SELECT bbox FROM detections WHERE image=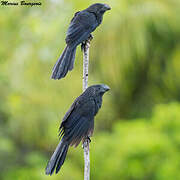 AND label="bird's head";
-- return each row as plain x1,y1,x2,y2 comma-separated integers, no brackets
86,3,111,15
86,84,110,97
